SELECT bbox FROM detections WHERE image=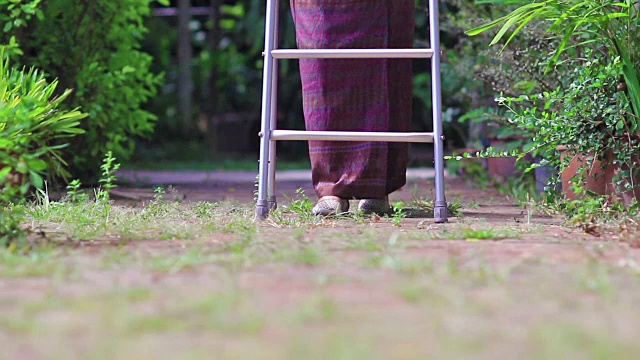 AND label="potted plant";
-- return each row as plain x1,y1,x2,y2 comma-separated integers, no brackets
495,56,638,201
466,0,640,204
449,22,570,187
